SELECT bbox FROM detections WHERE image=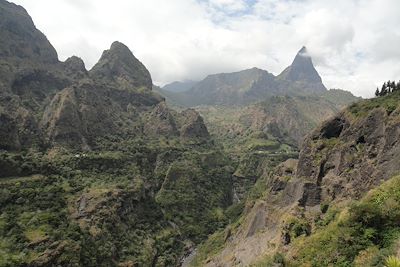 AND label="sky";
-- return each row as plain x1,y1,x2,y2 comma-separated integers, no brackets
9,0,400,97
